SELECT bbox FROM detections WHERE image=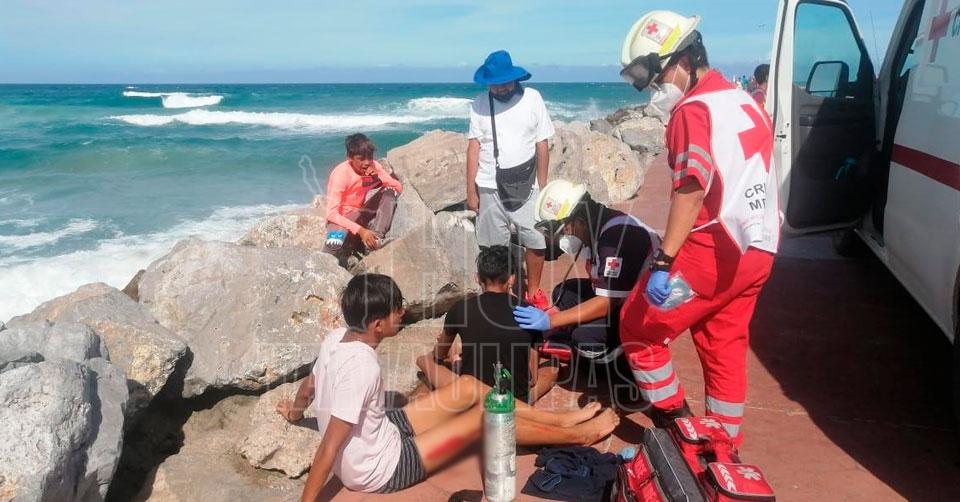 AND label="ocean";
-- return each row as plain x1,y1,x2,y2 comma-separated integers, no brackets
0,83,645,321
